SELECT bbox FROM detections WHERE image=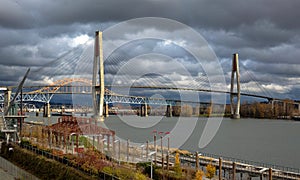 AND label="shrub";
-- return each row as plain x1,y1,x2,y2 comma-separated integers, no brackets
205,163,216,179
195,170,204,180
103,165,147,180
0,143,93,180
174,152,182,176
102,166,114,175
